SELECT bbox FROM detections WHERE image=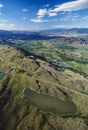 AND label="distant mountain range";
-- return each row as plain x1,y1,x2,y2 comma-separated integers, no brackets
0,28,88,41
40,28,88,34
0,28,88,34
0,30,58,40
